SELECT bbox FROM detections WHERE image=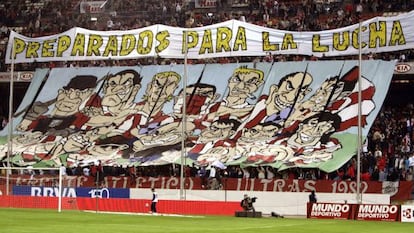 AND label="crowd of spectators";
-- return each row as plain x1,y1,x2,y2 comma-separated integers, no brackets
0,0,413,188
